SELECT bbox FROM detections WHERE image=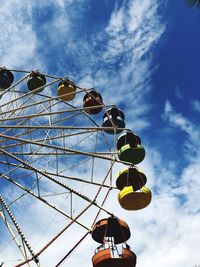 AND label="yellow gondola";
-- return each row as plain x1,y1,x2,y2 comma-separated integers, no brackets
118,186,152,210
116,167,147,191
57,79,76,101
